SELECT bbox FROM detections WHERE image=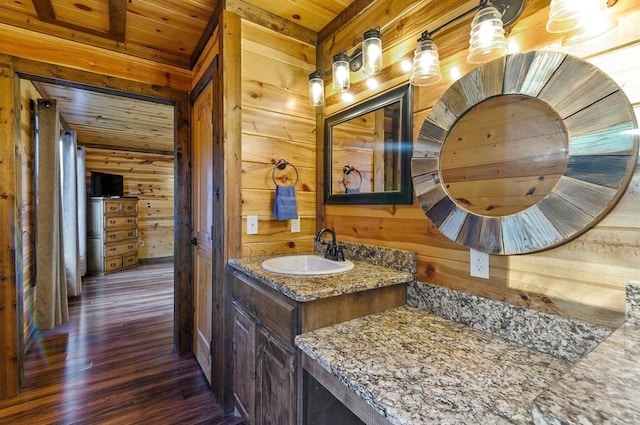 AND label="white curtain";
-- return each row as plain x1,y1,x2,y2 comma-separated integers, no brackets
77,146,87,277
61,131,82,296
36,99,68,330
